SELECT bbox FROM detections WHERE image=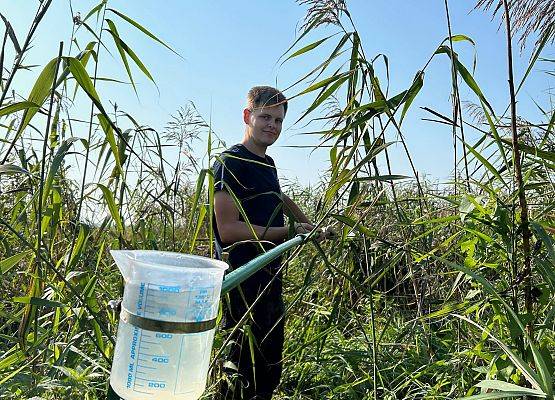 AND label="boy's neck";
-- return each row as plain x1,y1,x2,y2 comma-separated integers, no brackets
241,136,267,158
